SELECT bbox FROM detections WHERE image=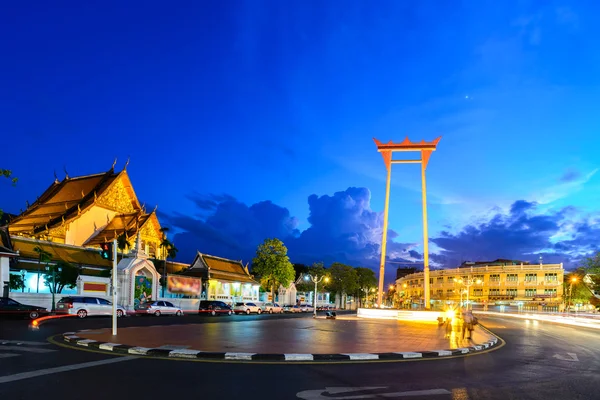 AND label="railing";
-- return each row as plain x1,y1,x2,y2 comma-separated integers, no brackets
524,281,538,286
